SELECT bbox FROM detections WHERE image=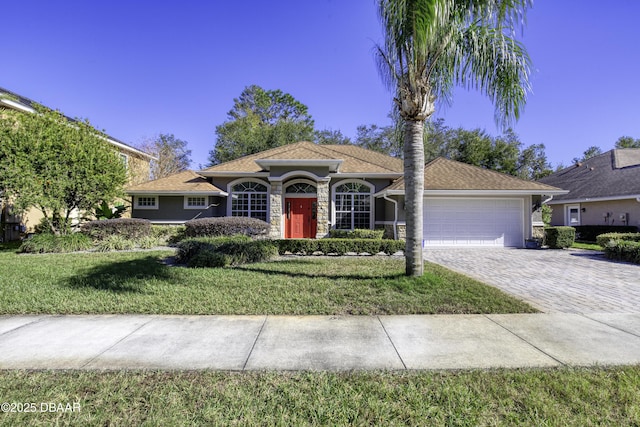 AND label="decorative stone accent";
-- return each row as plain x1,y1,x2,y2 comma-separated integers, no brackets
316,179,330,238
269,182,282,238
